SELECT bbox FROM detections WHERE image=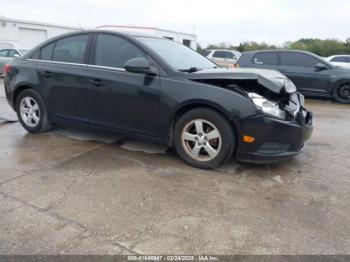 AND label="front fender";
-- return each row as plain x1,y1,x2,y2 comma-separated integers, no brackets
159,77,259,140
